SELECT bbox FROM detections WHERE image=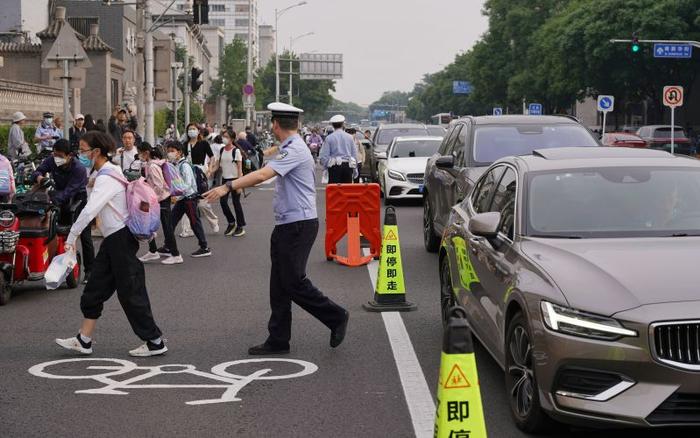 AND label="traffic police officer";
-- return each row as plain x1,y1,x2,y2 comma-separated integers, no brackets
319,114,357,183
204,102,349,355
